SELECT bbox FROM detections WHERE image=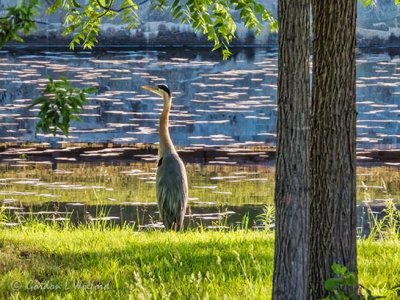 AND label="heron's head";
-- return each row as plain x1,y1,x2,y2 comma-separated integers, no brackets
142,84,171,99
